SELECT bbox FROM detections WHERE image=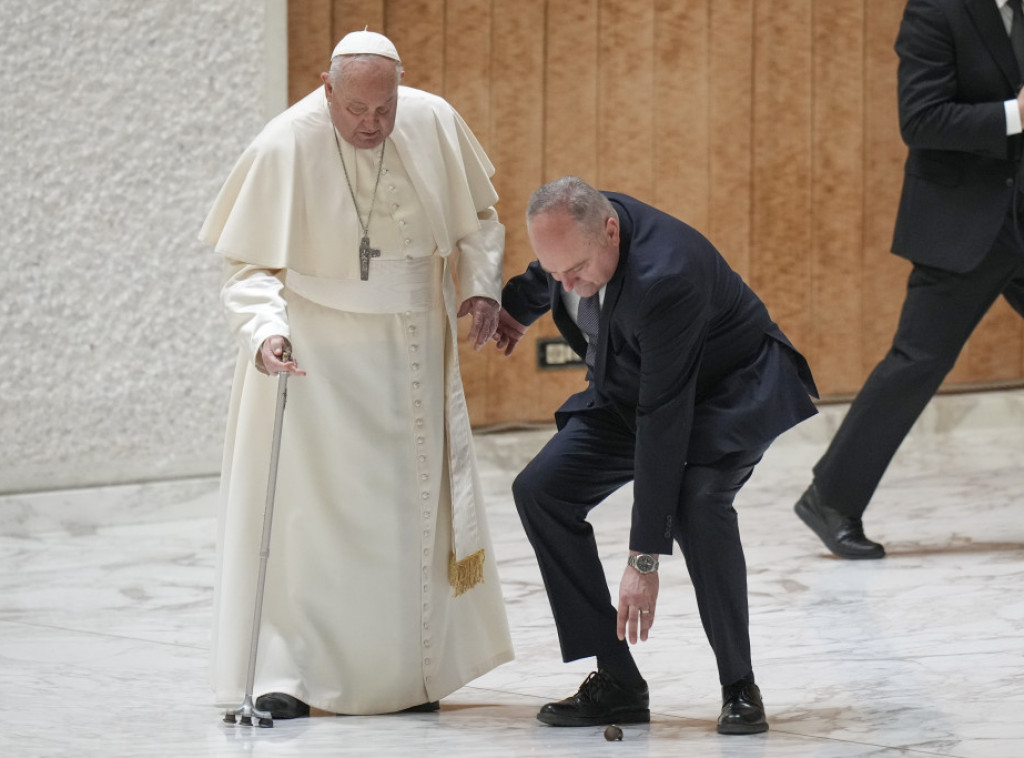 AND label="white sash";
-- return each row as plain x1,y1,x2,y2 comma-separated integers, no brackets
285,257,442,314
